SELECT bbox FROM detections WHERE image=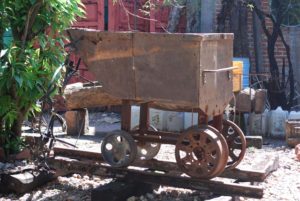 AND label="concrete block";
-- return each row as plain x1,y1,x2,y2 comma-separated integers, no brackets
0,170,55,194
